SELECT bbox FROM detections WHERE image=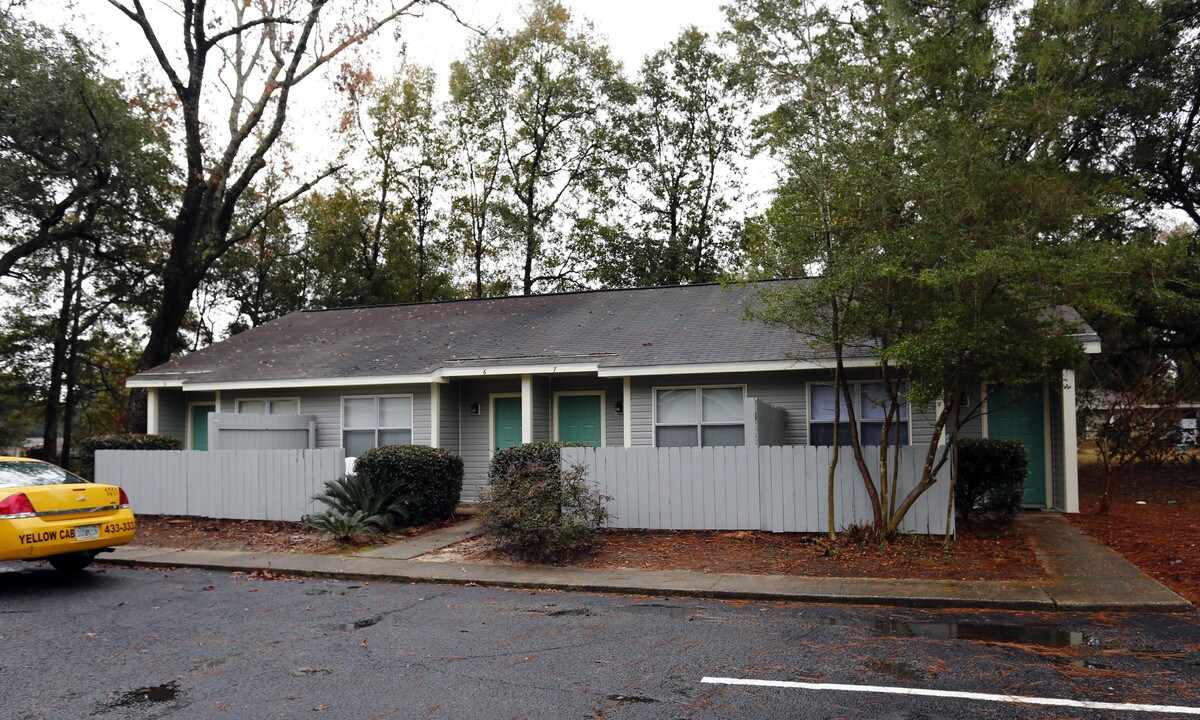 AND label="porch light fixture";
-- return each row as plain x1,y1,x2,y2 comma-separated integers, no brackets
615,400,623,415
471,402,480,415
